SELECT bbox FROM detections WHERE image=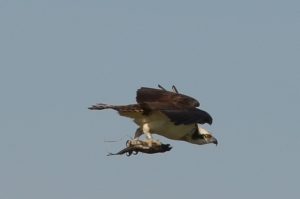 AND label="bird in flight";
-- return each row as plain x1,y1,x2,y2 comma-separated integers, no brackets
89,85,217,148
